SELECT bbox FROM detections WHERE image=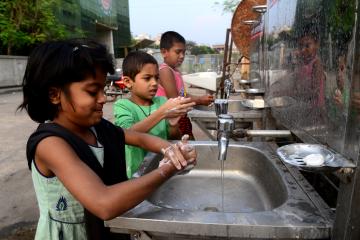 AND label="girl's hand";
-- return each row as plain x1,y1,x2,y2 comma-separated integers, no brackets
159,135,197,171
176,135,196,164
160,144,187,170
160,97,195,119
